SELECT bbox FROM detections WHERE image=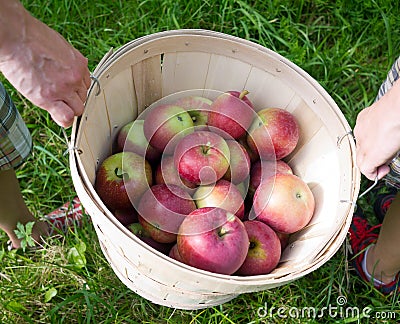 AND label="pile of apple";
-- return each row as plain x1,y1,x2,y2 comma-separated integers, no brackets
94,90,315,276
